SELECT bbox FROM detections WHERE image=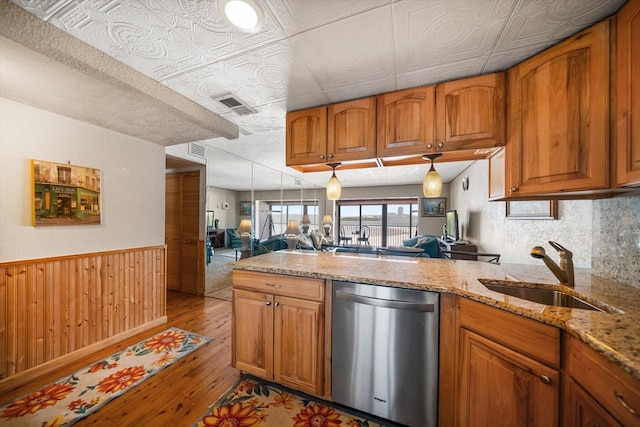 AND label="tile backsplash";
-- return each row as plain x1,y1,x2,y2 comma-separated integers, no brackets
591,194,640,287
